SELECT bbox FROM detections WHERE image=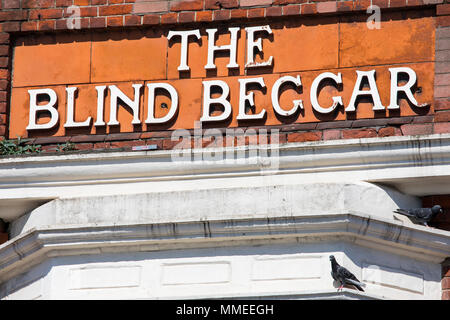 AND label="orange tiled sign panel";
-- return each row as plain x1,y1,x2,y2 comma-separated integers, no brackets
9,15,435,139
